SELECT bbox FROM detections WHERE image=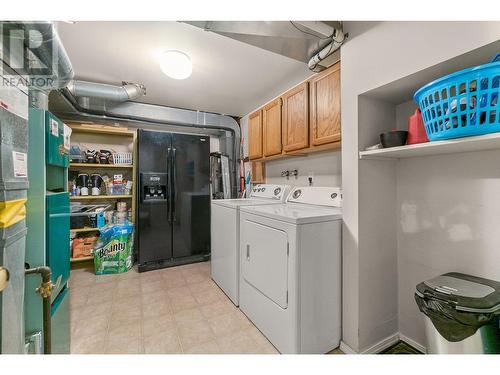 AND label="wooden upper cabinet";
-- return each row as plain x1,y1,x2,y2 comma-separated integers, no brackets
309,63,341,146
248,110,263,160
282,82,309,152
262,98,282,157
